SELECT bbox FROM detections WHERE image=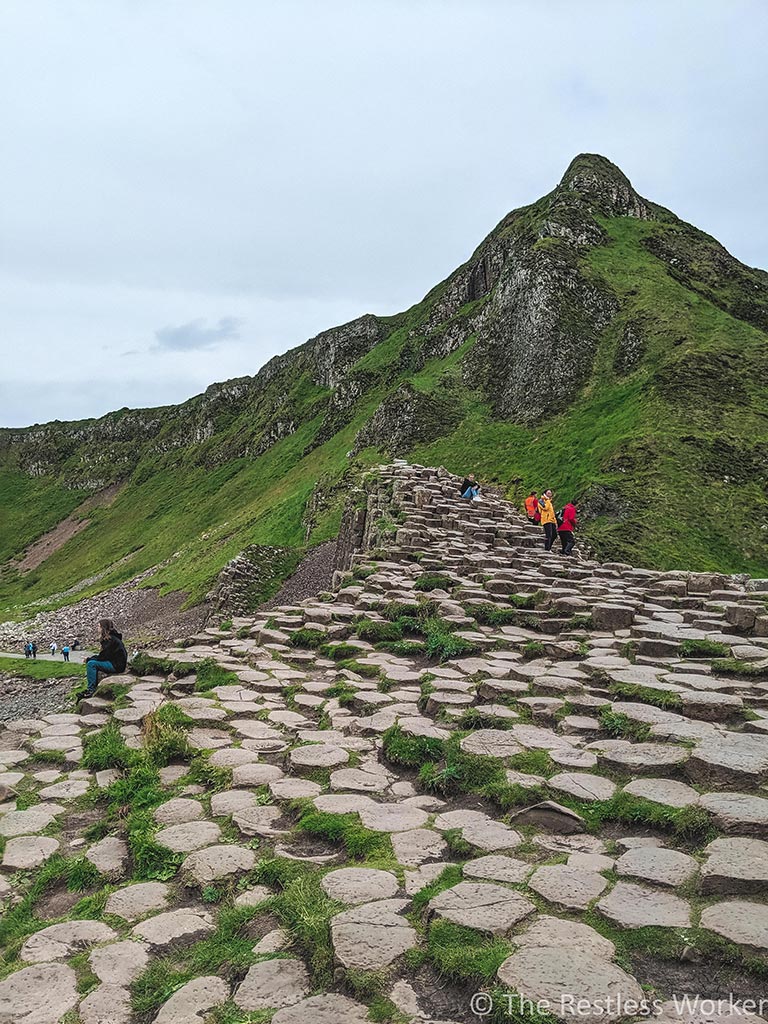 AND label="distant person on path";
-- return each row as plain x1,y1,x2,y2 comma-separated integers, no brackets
50,641,57,656
62,644,71,662
558,501,578,555
460,474,480,500
539,489,558,551
524,492,539,523
23,642,31,659
72,639,80,651
31,642,37,659
85,618,128,696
